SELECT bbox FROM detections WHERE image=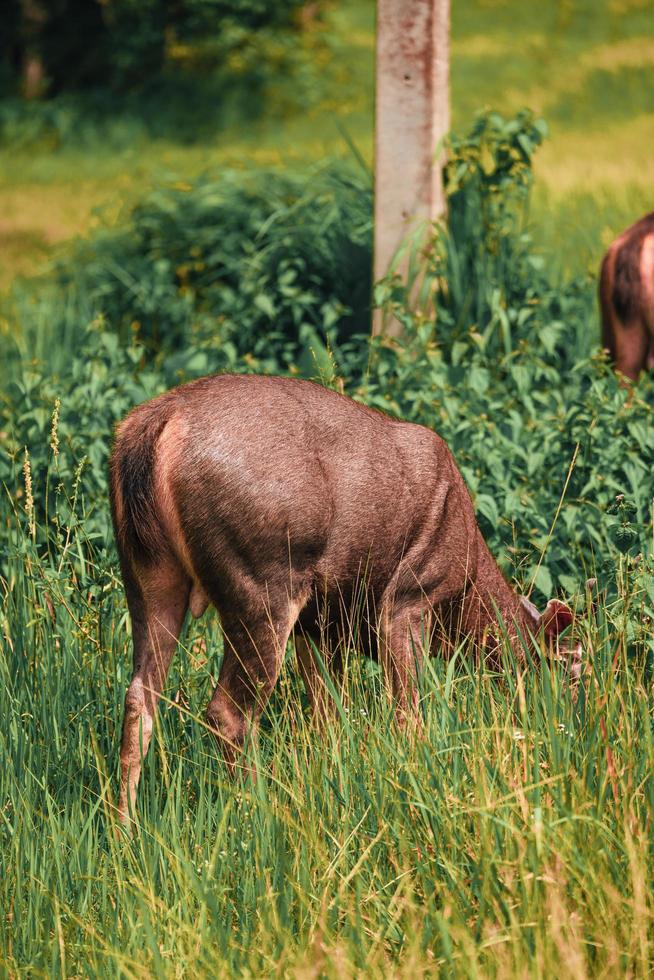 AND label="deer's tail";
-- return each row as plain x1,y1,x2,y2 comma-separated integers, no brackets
109,395,175,566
